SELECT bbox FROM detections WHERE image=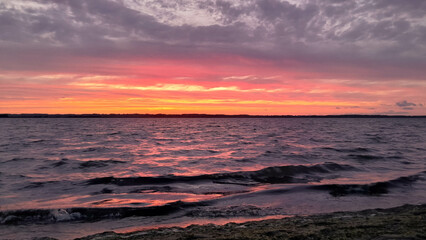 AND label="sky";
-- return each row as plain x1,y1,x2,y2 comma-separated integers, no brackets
0,0,425,115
